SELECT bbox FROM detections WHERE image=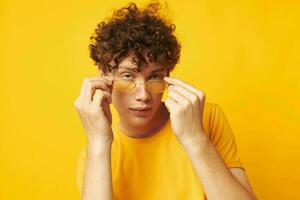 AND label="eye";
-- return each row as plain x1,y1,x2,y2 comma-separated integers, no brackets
121,73,134,79
149,74,164,80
